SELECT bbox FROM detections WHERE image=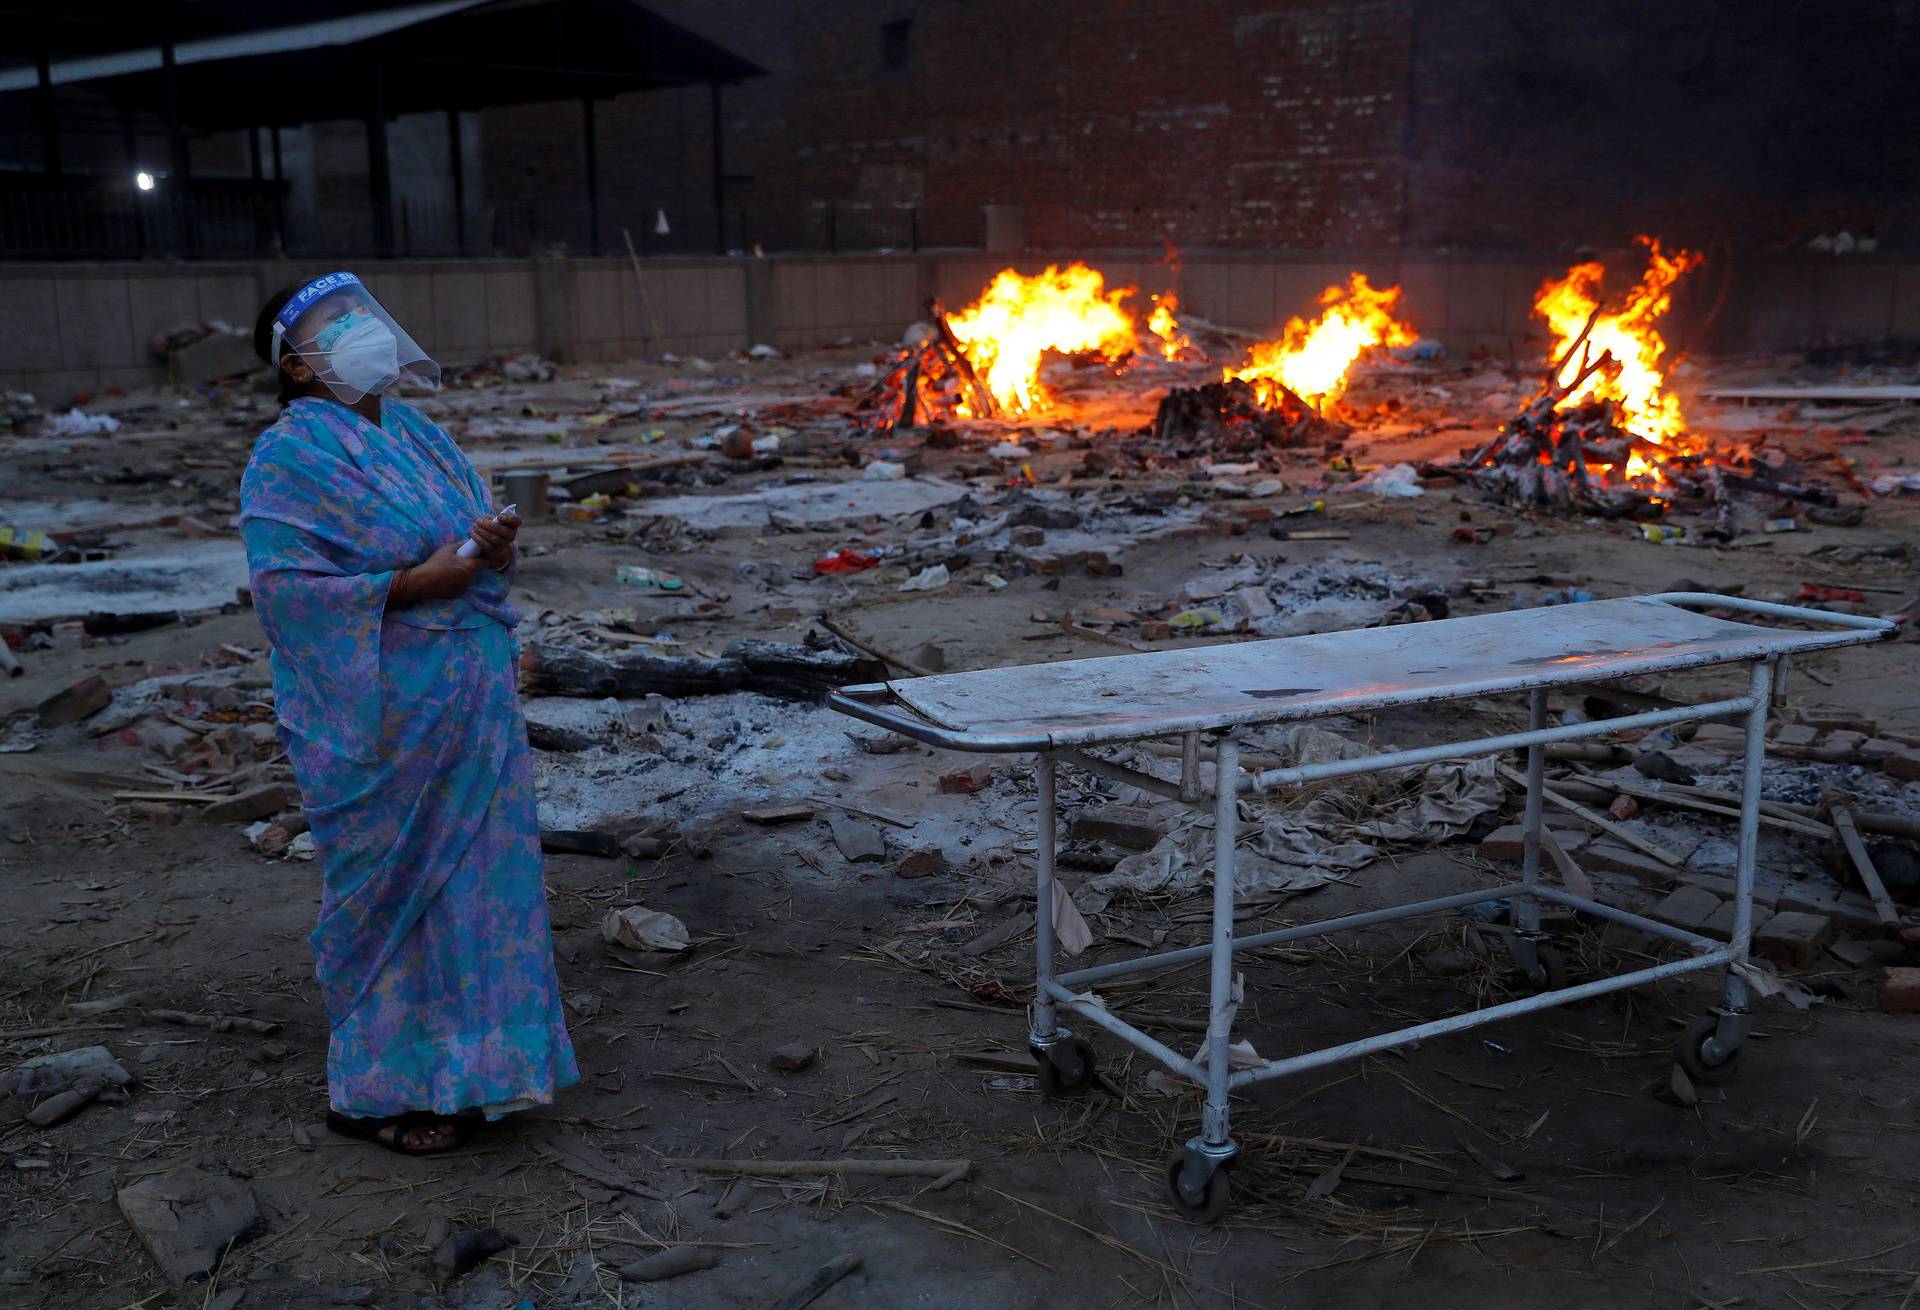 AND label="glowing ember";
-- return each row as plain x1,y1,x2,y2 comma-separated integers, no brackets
1146,292,1191,361
1536,236,1703,464
1223,274,1415,409
944,263,1138,415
